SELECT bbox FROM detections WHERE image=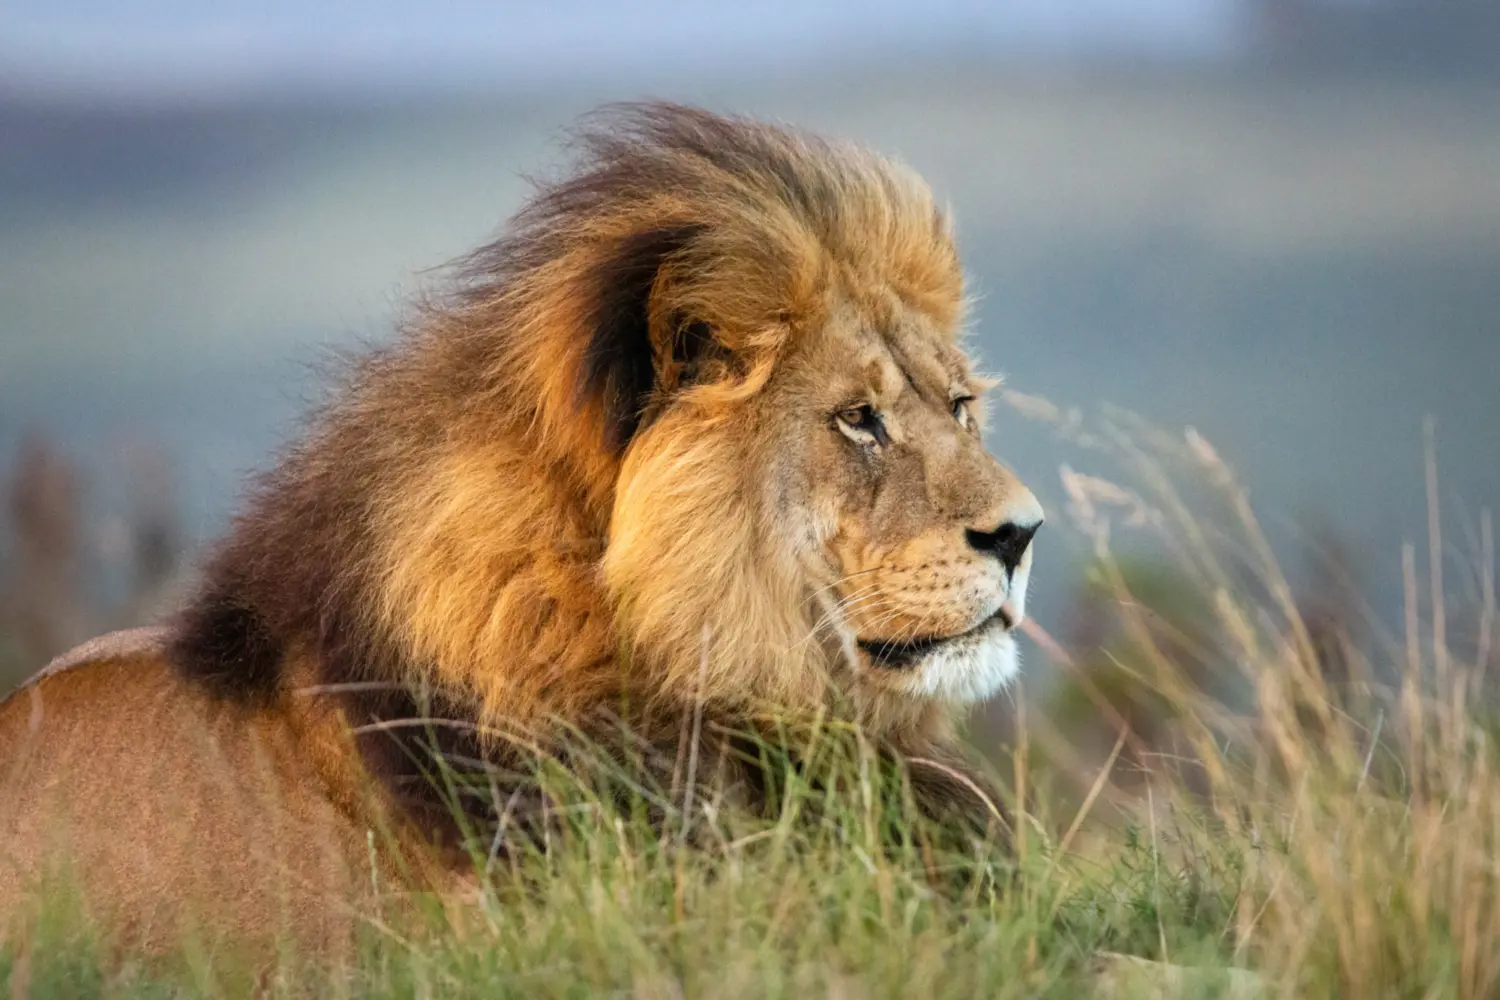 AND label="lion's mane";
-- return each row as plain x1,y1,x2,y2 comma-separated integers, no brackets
170,102,973,833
